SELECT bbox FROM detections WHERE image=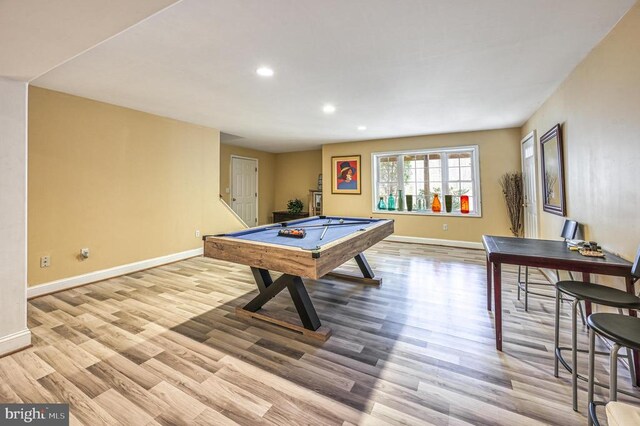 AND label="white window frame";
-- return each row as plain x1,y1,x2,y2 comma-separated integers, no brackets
371,145,482,217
